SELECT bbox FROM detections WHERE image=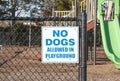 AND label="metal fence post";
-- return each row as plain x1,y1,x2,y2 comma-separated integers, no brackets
93,0,97,65
81,11,87,81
